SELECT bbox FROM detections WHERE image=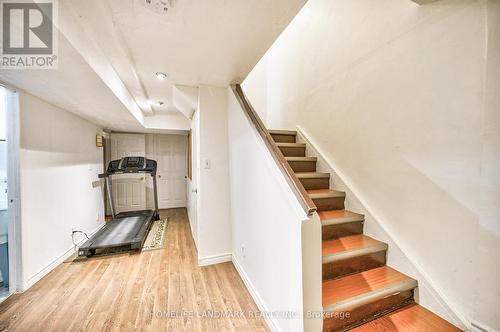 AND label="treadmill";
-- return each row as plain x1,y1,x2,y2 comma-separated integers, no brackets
78,156,160,257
